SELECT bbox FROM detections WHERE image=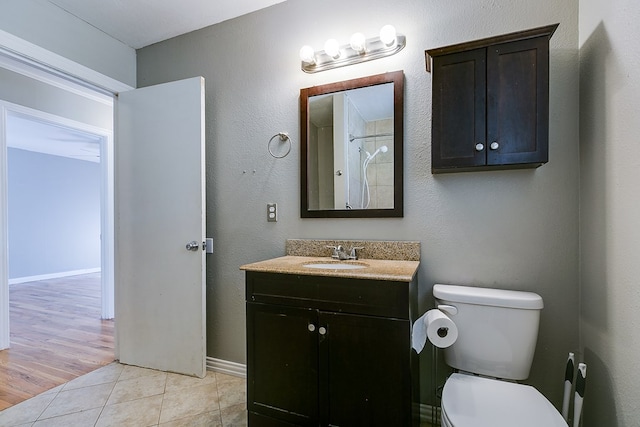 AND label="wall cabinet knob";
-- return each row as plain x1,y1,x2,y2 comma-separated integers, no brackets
318,326,327,335
308,324,316,332
490,141,499,150
475,143,484,151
